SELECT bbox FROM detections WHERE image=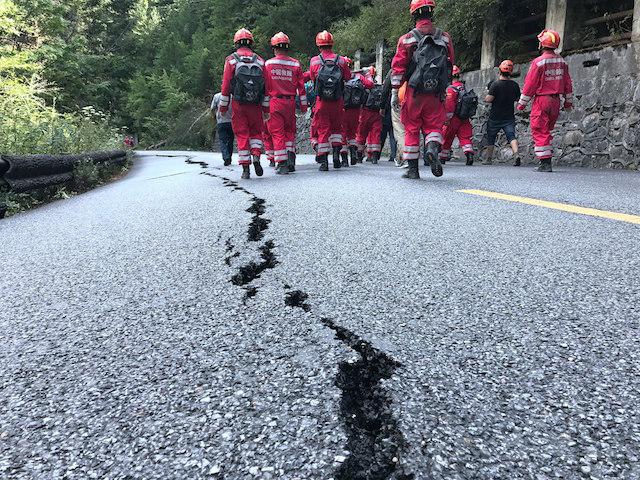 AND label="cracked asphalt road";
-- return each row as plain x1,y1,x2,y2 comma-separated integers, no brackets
1,152,639,479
